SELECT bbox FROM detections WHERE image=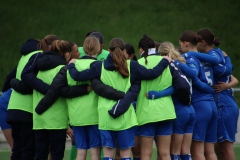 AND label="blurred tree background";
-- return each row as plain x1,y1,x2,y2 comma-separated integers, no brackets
1,0,240,103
